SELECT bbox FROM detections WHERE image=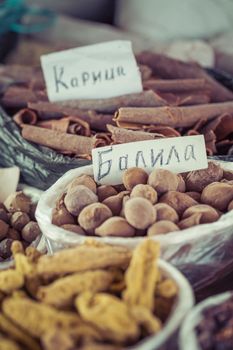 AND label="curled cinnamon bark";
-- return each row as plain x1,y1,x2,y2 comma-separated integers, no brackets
13,108,37,126
161,91,210,106
107,125,164,144
21,125,94,155
115,102,233,128
143,78,207,92
137,52,233,102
